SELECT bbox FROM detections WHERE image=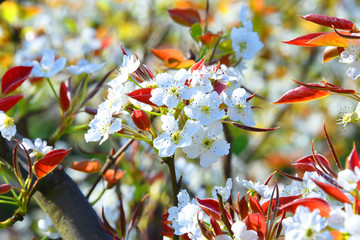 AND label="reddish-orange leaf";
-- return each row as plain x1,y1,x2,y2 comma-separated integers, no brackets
104,169,125,185
292,154,330,175
59,81,71,112
261,194,302,216
244,213,266,239
190,57,205,72
248,196,265,218
127,88,157,106
330,230,344,240
34,149,71,179
0,94,23,112
0,183,12,194
301,14,354,30
70,159,101,173
168,8,201,27
2,66,33,95
199,32,221,48
196,197,222,221
346,142,360,171
323,46,344,63
311,178,351,204
279,198,331,217
166,59,195,69
151,48,195,69
238,194,249,220
283,32,349,47
160,212,174,238
273,86,330,104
